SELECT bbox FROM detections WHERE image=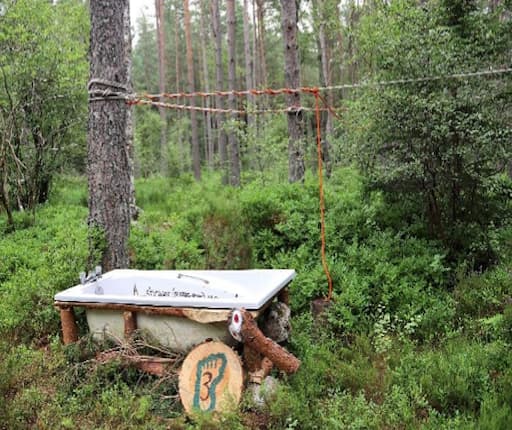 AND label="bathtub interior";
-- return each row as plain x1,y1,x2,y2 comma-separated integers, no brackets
54,269,296,309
